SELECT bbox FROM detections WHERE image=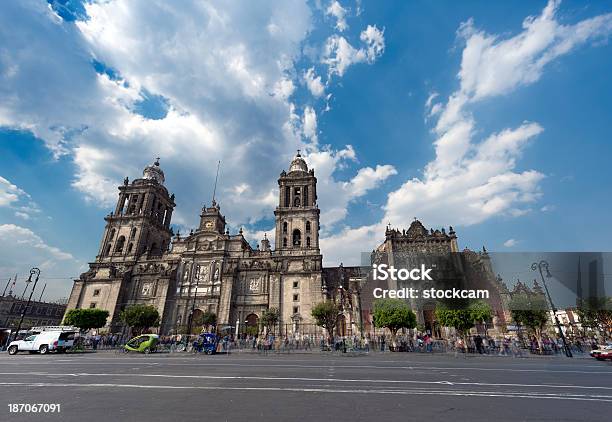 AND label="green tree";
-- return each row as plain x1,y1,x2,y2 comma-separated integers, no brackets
119,304,160,335
435,300,492,349
193,311,217,332
576,296,612,340
372,299,417,347
508,294,549,353
260,308,280,334
311,301,341,343
63,308,109,333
